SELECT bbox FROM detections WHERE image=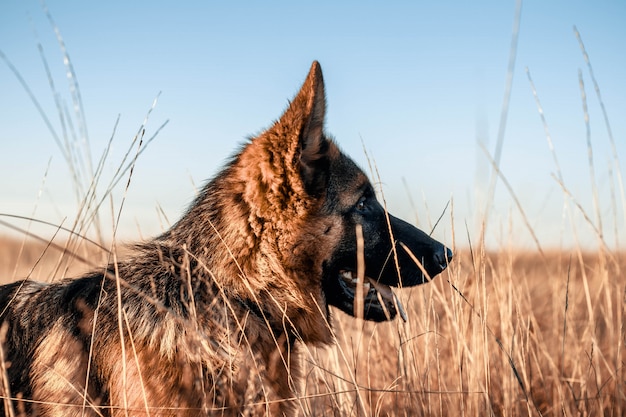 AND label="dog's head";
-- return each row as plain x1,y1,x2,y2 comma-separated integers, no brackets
236,62,452,321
